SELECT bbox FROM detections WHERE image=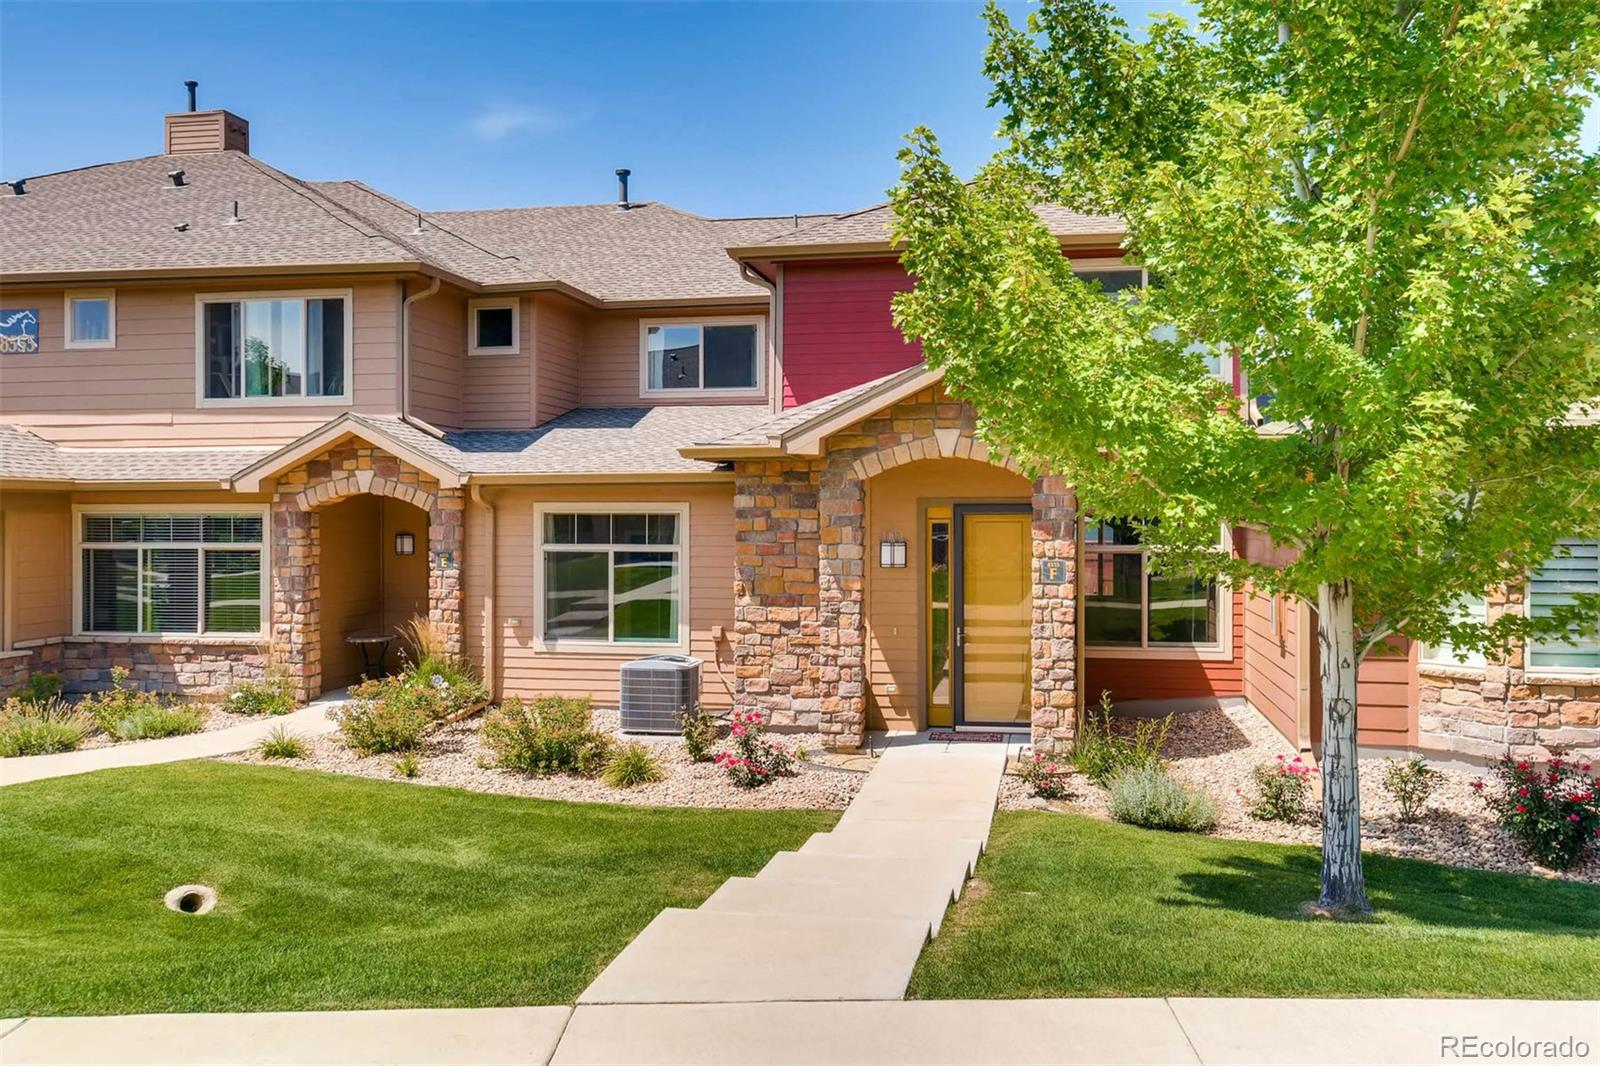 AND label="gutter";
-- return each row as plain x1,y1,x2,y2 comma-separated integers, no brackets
738,262,780,414
470,482,498,701
400,276,442,420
